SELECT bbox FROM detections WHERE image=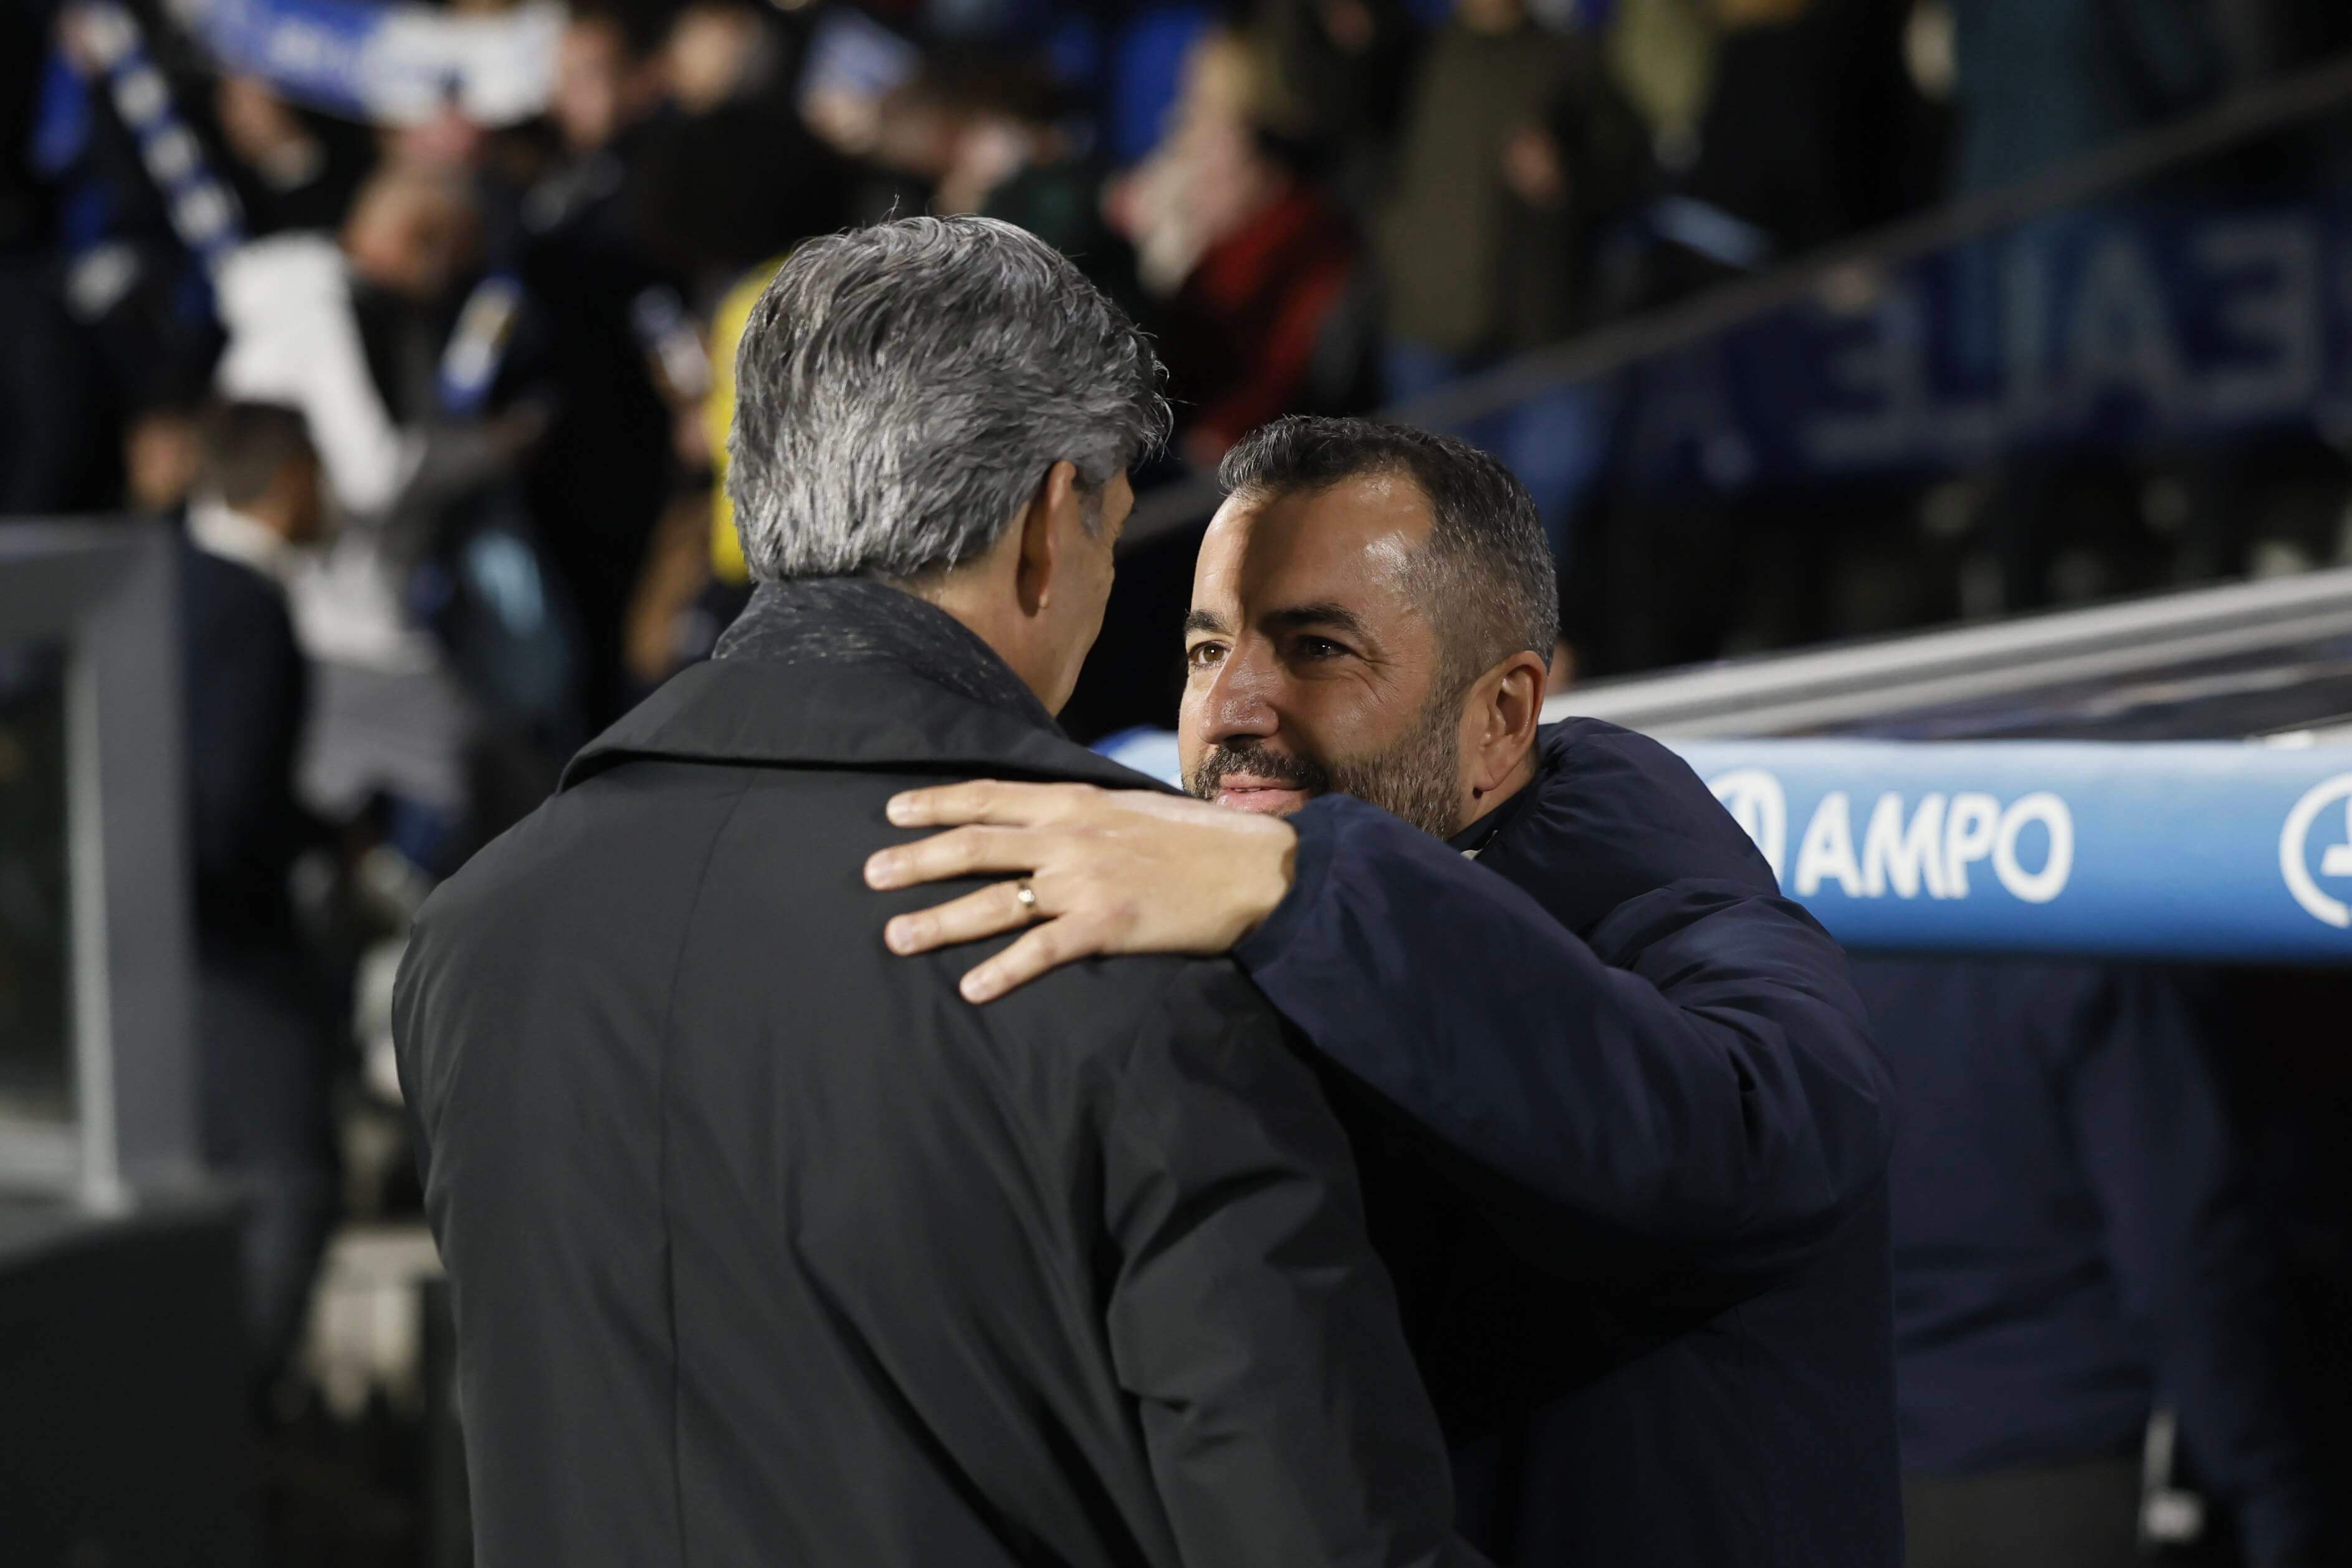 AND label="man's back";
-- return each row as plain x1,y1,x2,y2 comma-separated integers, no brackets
394,634,1478,1568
